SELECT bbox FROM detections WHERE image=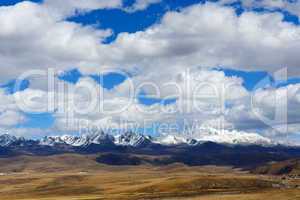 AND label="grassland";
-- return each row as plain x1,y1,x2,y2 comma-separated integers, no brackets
0,154,299,200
